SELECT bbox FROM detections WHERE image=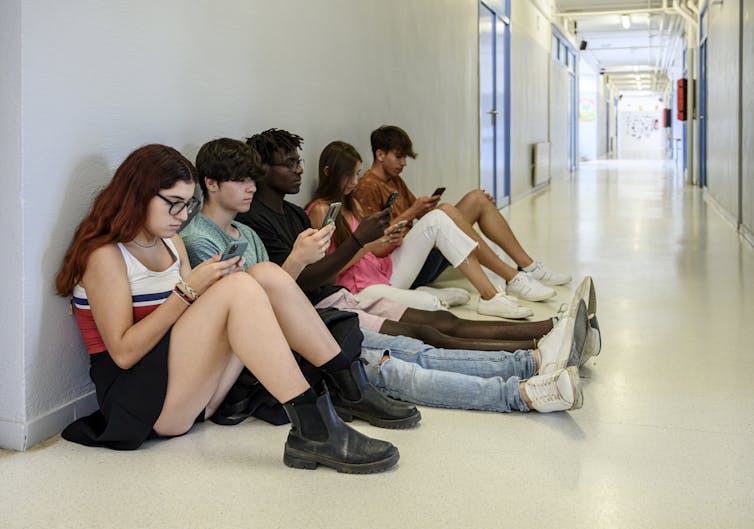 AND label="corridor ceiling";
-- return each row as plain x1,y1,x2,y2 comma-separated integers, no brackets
553,0,697,94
